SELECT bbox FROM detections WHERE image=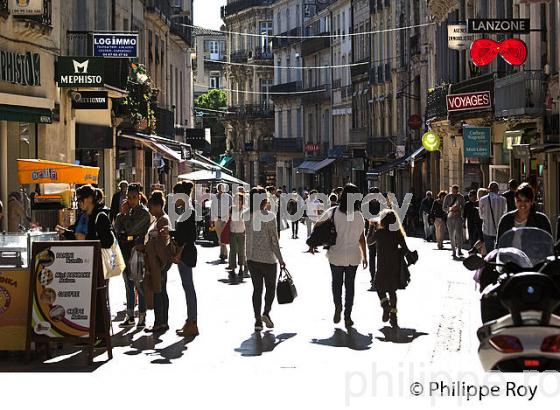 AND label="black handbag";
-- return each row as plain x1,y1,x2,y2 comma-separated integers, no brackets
277,267,298,304
404,249,419,266
306,207,337,248
398,250,411,289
